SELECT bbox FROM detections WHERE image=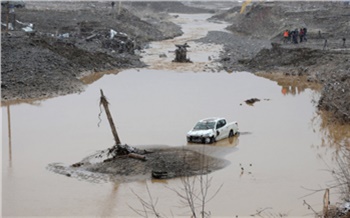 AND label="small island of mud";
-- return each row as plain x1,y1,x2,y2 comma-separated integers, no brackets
48,145,230,183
